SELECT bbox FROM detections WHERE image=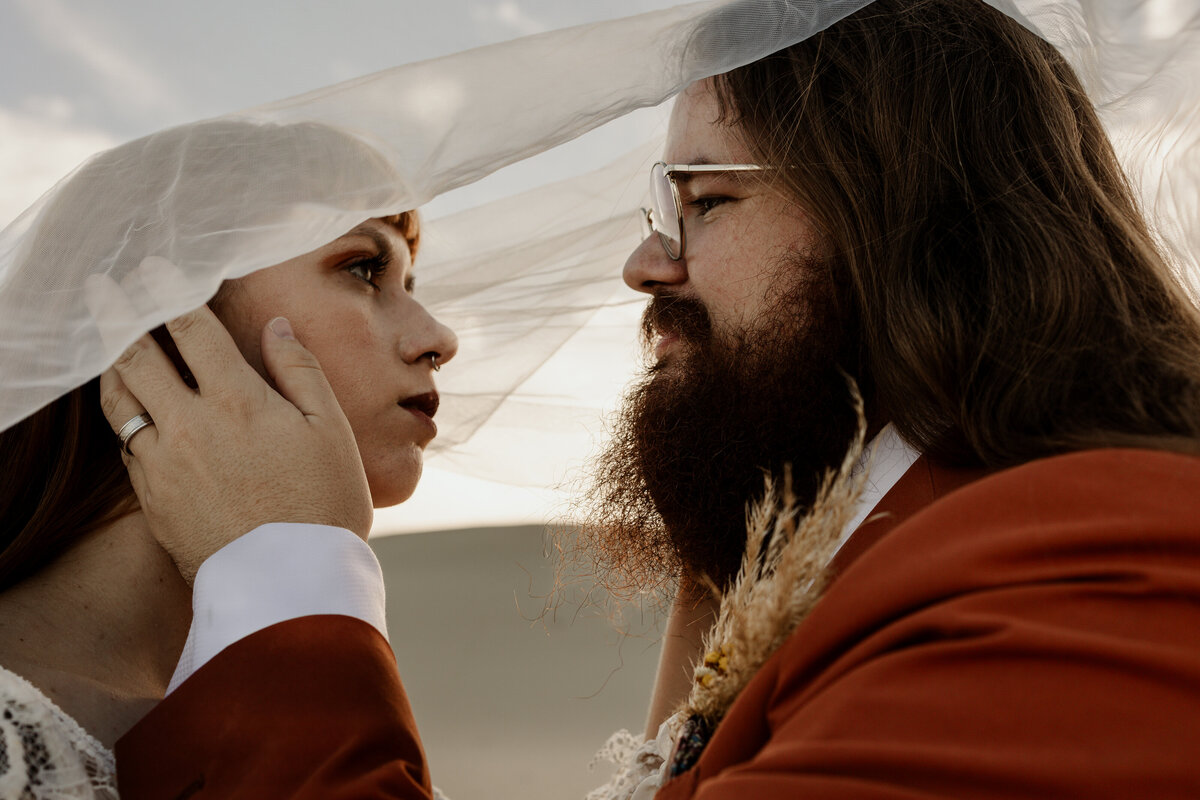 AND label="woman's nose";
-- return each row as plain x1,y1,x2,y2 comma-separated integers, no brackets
402,299,459,368
623,235,687,295
428,317,458,367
